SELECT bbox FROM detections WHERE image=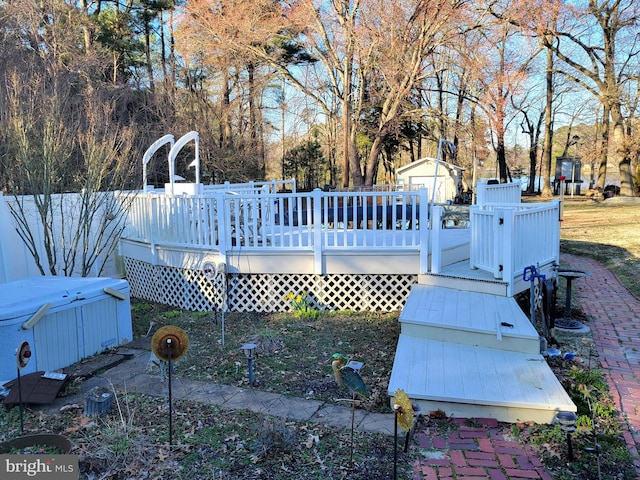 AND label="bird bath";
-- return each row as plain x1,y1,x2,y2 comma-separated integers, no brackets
556,268,590,331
